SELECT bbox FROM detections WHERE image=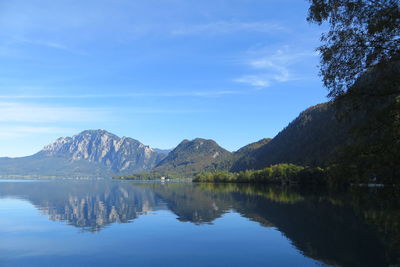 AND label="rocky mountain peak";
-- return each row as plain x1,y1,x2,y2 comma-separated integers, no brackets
40,129,166,173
